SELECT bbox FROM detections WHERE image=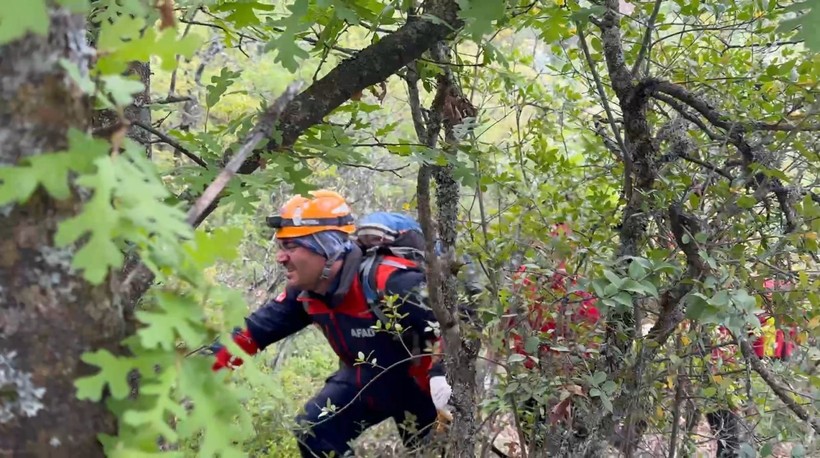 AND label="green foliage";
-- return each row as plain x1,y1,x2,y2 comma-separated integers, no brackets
264,0,311,72
4,0,818,454
457,0,507,42
47,140,191,284
0,129,108,204
777,0,820,51
0,0,49,44
0,0,90,44
207,68,244,108
95,16,203,74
